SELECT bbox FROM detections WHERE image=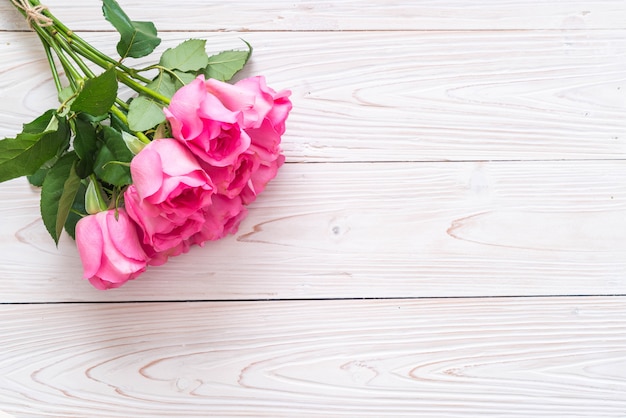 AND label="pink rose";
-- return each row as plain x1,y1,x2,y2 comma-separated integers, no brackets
240,154,286,205
247,118,285,163
124,138,214,256
203,76,291,164
170,76,291,202
164,75,292,167
230,76,292,136
76,209,149,290
187,194,248,246
237,117,287,204
205,75,292,133
203,151,260,199
203,141,285,205
215,77,290,203
164,77,251,167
